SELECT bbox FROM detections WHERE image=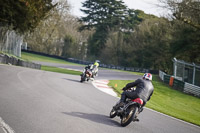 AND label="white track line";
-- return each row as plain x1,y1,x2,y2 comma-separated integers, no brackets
0,117,15,133
145,107,200,129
